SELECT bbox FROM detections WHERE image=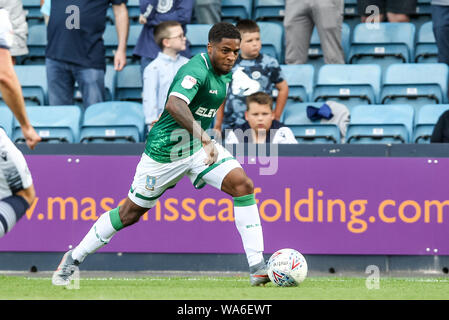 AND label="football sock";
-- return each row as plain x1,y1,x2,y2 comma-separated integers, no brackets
71,207,123,263
233,194,265,268
0,195,29,238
